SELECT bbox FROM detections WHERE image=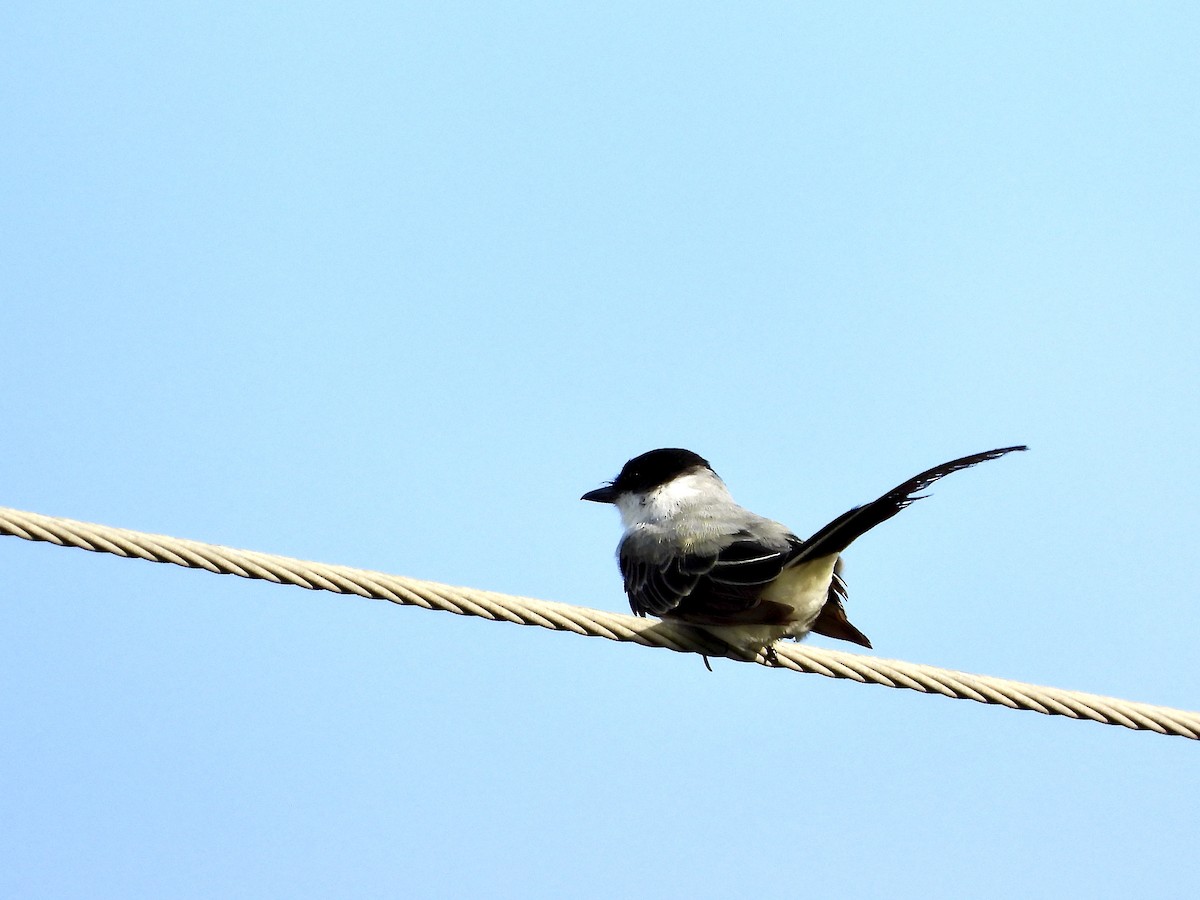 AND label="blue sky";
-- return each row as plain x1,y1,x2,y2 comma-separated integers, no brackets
2,3,1198,898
